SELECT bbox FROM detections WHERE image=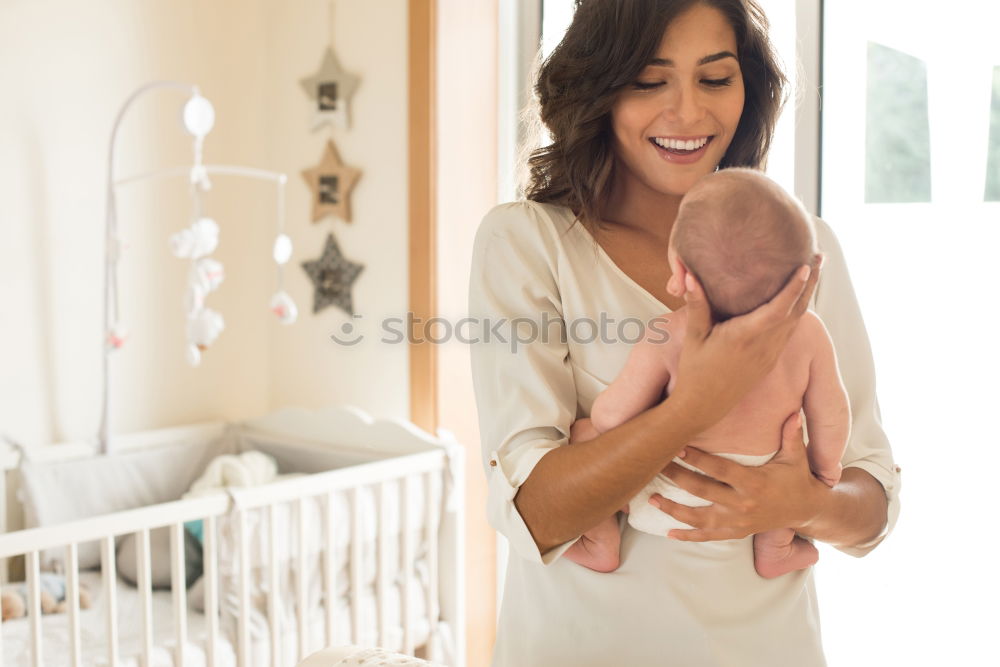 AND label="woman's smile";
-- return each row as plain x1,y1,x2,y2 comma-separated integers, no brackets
650,135,715,164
